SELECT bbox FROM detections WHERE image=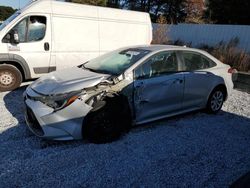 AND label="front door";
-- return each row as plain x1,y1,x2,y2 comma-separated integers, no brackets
6,14,52,78
133,51,184,124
